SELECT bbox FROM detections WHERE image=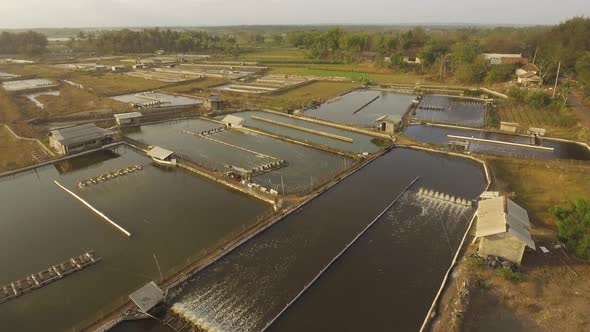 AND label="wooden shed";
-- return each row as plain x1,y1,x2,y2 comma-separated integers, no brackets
475,194,535,265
